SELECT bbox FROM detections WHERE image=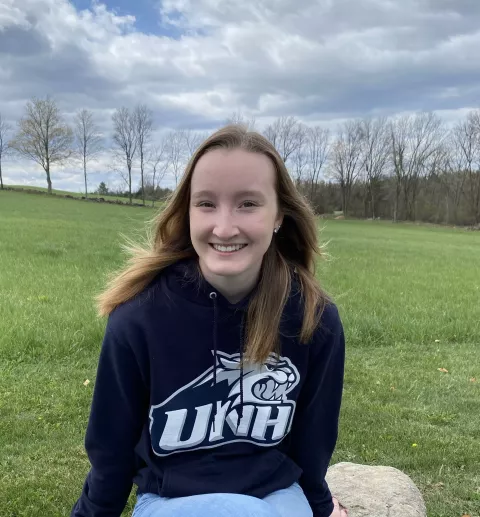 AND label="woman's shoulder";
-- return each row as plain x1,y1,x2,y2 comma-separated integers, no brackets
318,300,342,330
313,300,344,351
108,270,167,328
282,276,339,333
